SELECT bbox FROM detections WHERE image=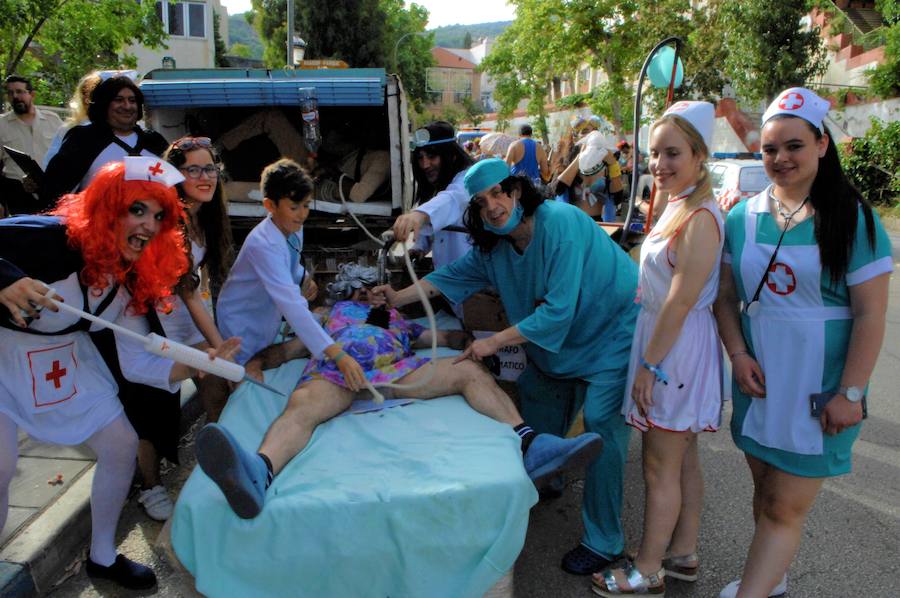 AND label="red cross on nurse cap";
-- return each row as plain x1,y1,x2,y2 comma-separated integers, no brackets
762,87,829,132
123,156,184,187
